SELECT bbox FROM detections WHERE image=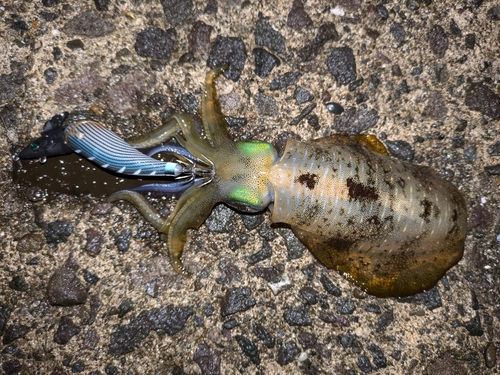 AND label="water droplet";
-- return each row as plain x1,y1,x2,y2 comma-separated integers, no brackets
39,156,47,164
